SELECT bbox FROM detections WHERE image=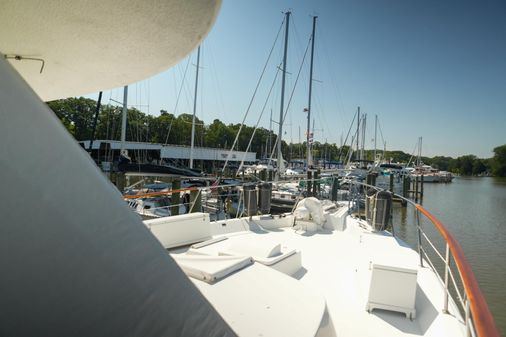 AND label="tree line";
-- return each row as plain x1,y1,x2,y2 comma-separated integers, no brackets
47,97,506,177
47,97,280,157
